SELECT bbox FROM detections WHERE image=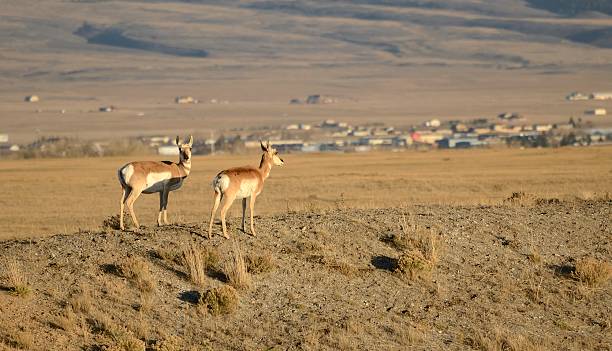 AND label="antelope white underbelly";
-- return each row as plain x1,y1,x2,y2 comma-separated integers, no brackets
235,179,258,199
143,171,171,193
